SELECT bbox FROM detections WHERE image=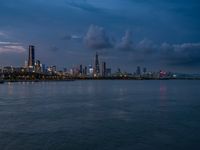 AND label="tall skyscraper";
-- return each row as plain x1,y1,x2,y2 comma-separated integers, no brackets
143,67,147,74
136,66,141,75
79,64,83,75
101,61,106,77
83,66,87,76
94,52,100,76
28,45,35,67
